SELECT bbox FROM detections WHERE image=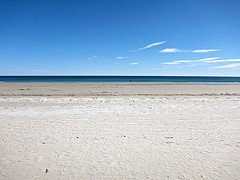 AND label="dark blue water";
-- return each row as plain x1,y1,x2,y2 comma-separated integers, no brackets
0,76,240,82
